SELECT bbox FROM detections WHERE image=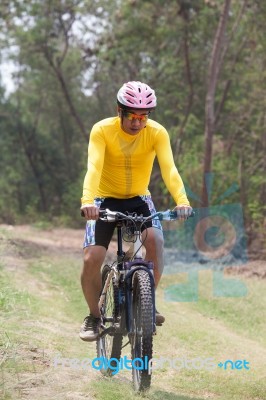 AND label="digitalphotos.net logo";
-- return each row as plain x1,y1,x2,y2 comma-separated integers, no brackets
53,354,250,376
163,173,248,302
